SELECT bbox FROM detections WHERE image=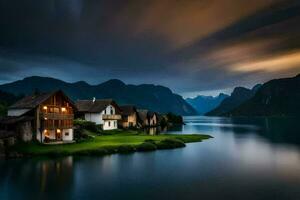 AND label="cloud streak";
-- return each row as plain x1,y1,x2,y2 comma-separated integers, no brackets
0,0,299,96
